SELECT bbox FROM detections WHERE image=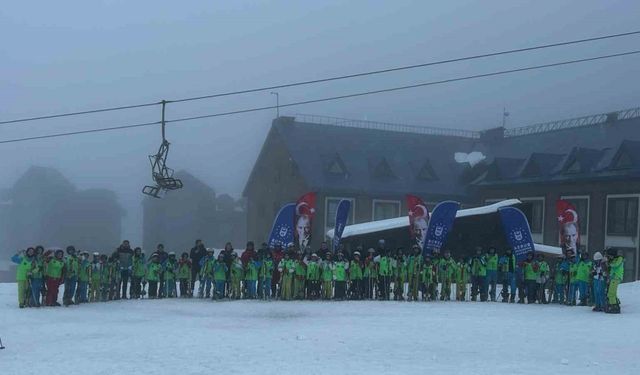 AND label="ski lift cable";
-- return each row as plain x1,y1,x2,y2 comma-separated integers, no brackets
0,49,638,145
1,30,639,126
